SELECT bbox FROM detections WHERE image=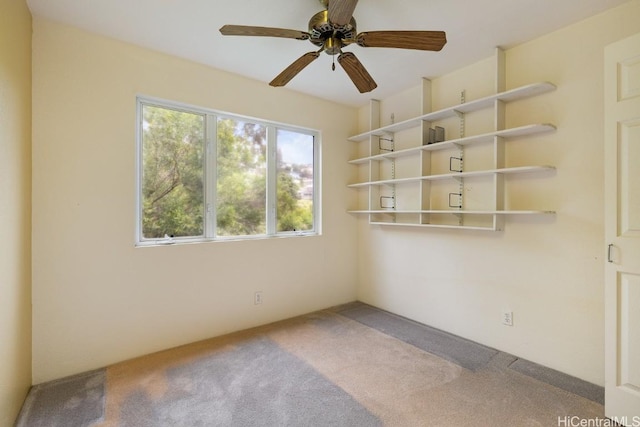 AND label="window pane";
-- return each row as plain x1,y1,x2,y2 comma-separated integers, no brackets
276,129,314,232
216,119,267,236
141,105,205,238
